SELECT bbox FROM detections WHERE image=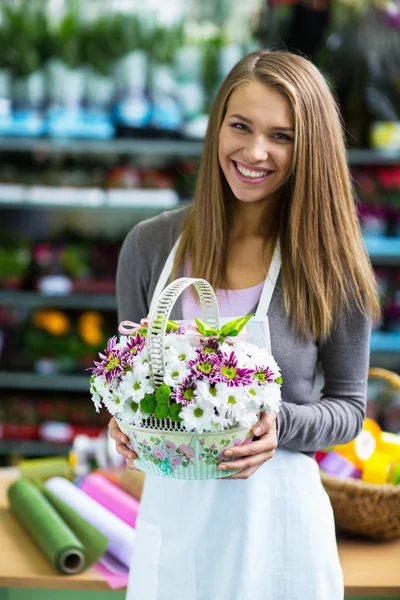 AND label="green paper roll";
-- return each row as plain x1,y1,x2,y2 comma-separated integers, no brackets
8,480,86,575
20,457,72,481
42,486,108,568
